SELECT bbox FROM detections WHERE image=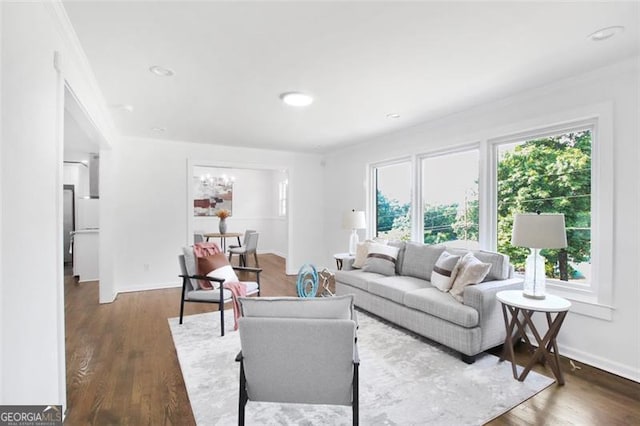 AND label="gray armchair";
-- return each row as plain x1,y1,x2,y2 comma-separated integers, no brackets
236,295,359,425
178,246,261,336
